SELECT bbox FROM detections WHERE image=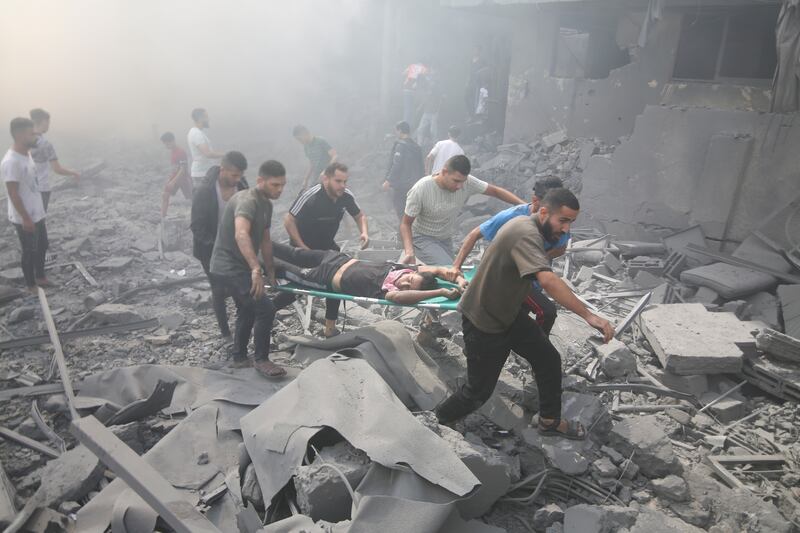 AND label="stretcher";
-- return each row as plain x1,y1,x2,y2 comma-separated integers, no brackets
271,267,475,334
